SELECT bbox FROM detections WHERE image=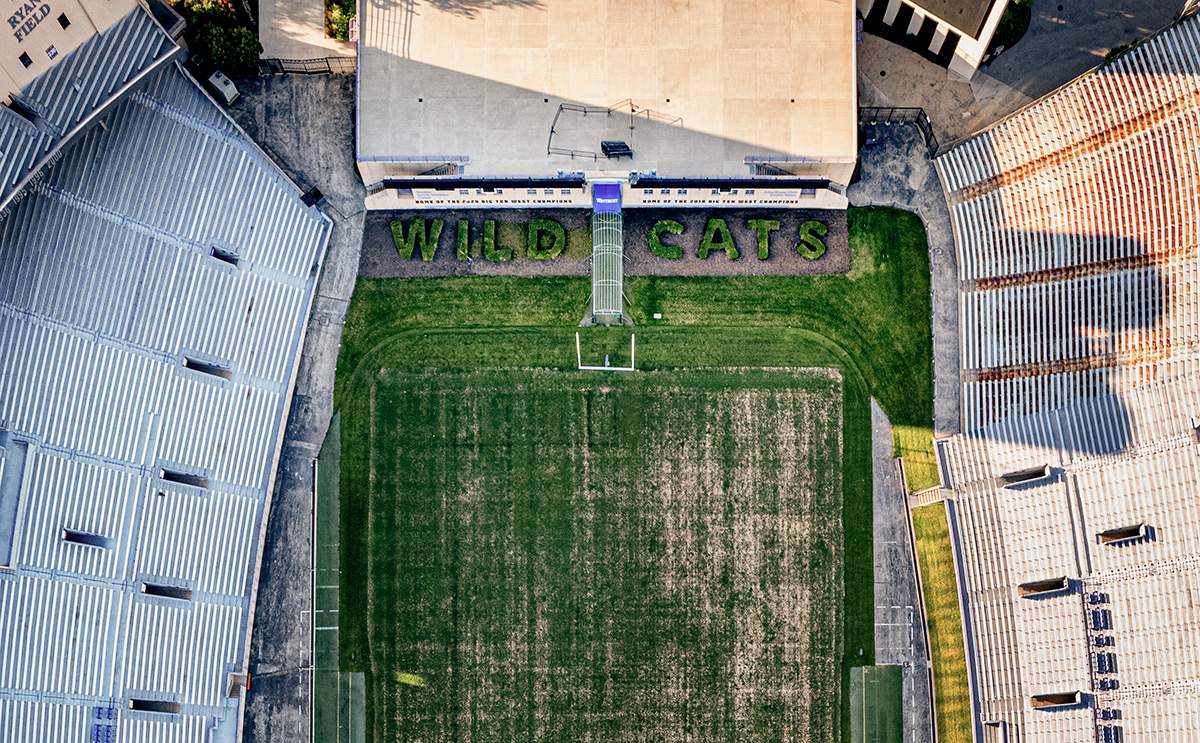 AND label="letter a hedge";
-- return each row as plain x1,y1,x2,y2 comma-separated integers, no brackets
526,219,566,259
391,219,443,261
698,218,738,260
798,220,828,260
649,220,684,258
